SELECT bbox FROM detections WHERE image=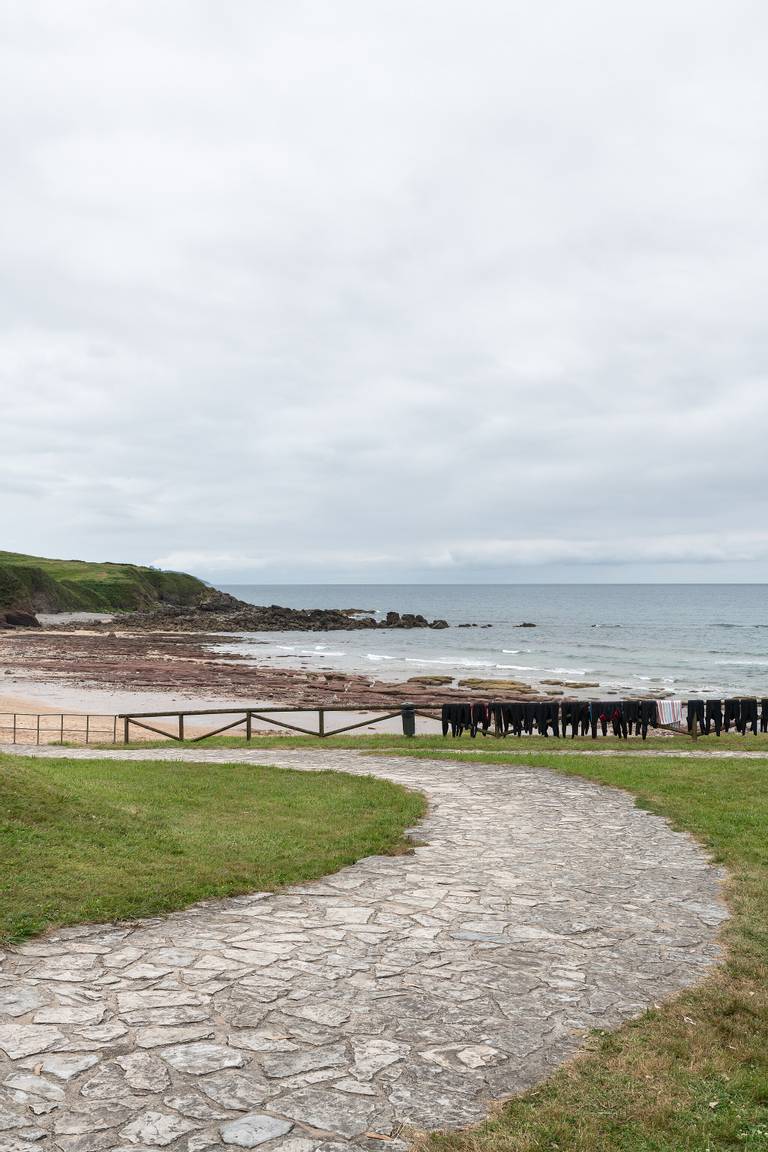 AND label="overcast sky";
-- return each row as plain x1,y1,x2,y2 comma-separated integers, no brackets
2,1,767,584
